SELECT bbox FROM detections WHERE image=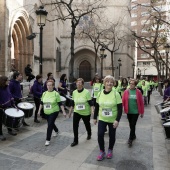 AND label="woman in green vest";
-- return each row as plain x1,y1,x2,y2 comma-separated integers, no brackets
69,78,94,147
92,76,102,106
93,75,122,161
38,80,66,146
